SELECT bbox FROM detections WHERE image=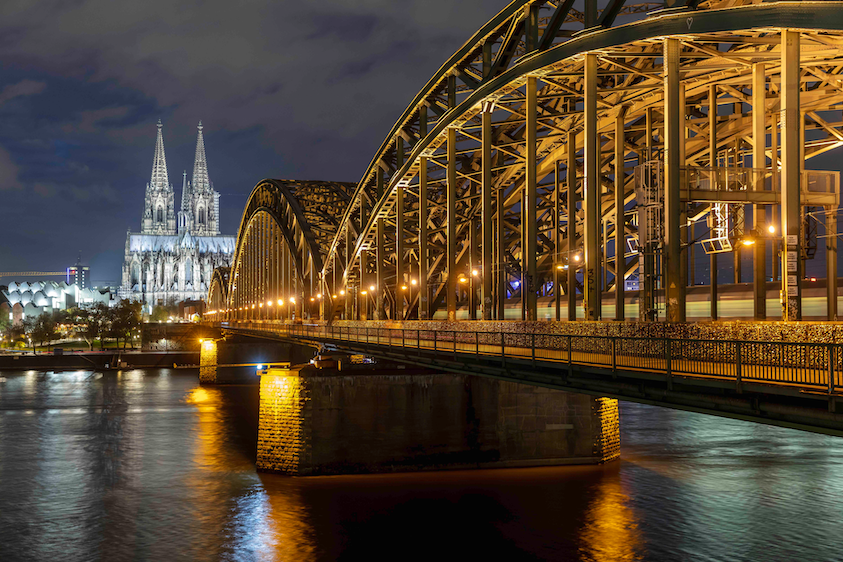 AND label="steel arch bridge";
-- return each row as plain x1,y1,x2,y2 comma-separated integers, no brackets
208,0,843,325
